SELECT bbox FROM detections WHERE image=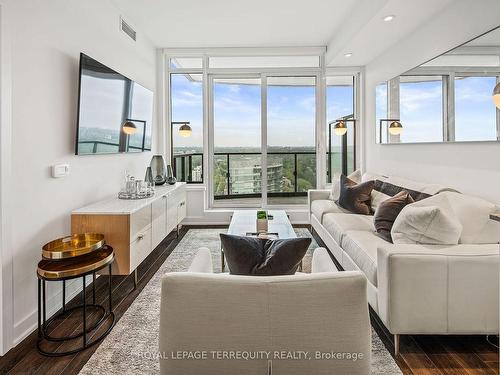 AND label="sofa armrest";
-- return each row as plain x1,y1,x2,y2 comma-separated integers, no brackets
308,189,330,211
188,248,214,273
311,247,338,273
377,244,499,334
